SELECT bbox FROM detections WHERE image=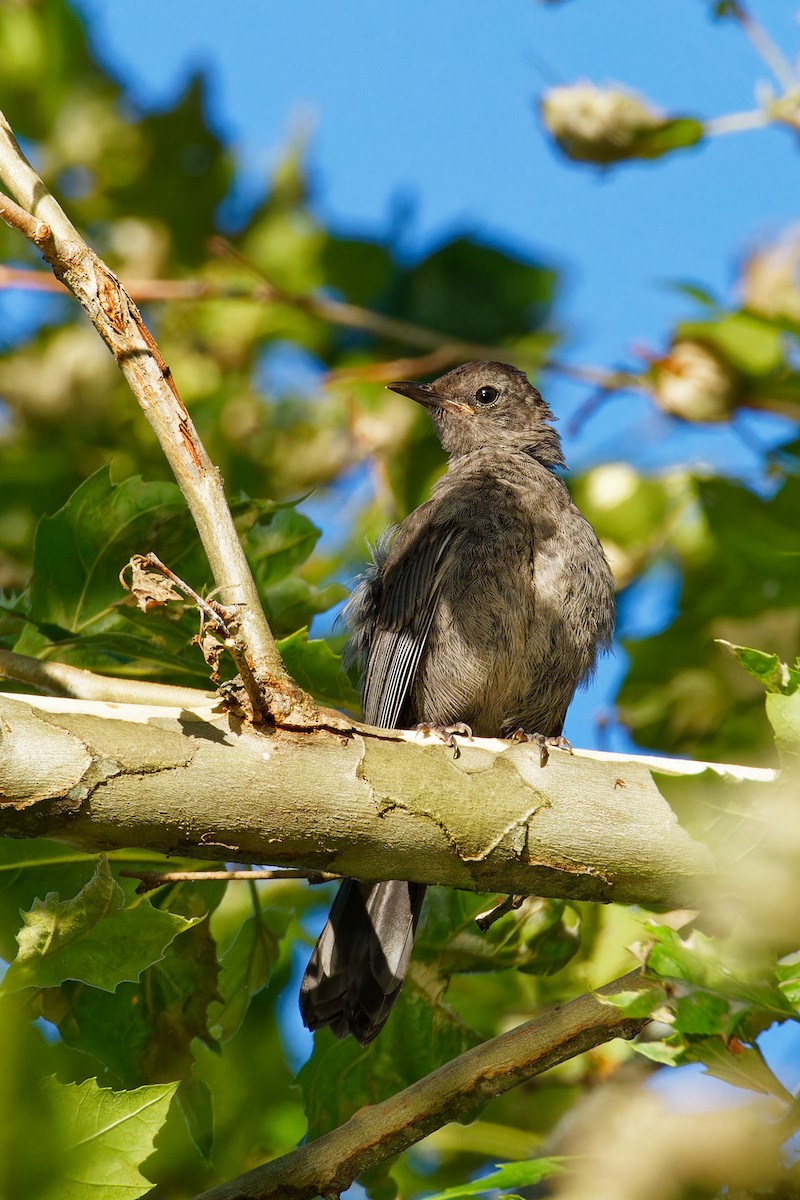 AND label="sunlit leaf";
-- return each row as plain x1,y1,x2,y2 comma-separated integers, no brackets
718,642,800,695
209,906,289,1043
40,1077,177,1200
278,627,360,710
420,1157,565,1200
2,857,197,994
